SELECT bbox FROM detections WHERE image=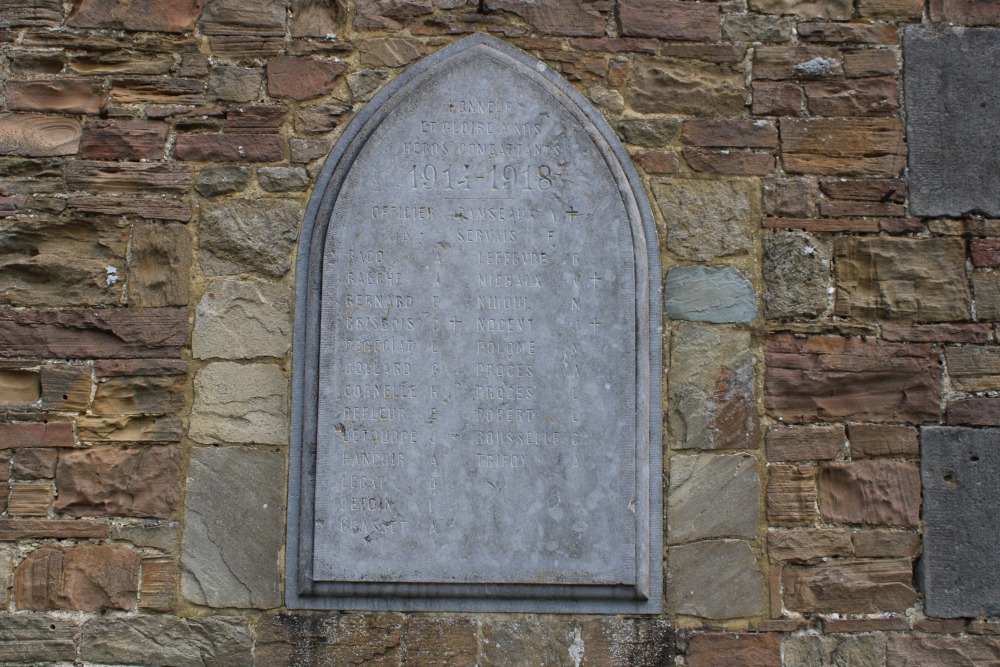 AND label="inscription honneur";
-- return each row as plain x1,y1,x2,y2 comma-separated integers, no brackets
287,34,662,613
